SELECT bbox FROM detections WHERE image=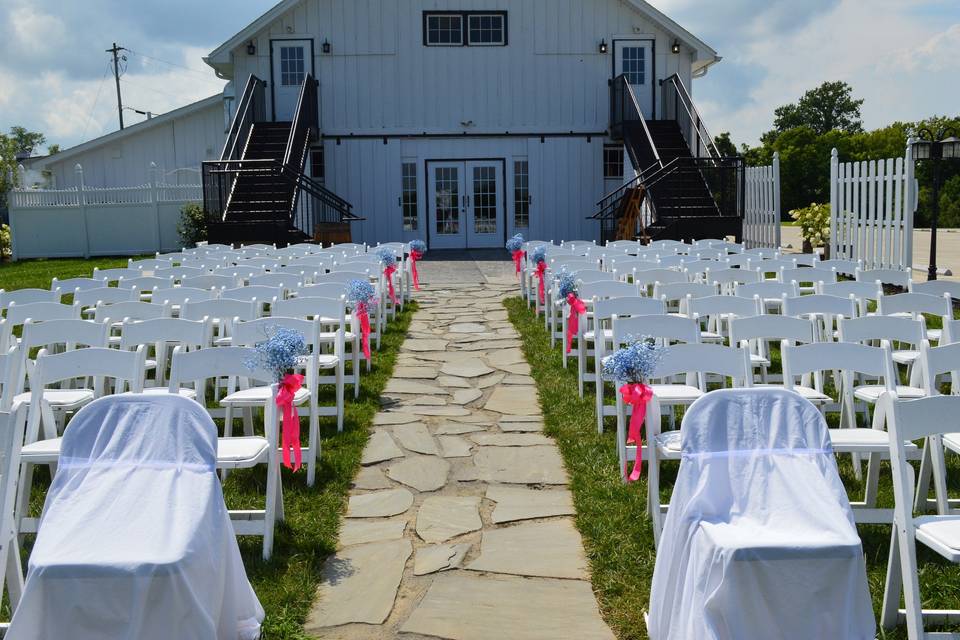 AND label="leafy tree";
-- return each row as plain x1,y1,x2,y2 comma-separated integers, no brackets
47,144,61,155
0,126,47,209
713,132,739,158
763,81,864,145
